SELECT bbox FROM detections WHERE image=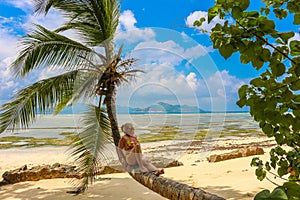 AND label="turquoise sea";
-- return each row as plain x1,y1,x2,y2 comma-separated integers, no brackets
0,113,260,139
